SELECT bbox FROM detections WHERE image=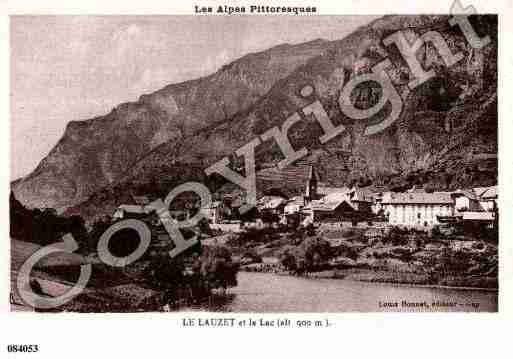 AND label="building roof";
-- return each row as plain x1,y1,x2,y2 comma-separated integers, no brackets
308,186,377,211
257,196,286,210
474,186,497,199
453,189,479,200
201,200,222,209
321,191,349,202
117,204,152,214
284,196,305,208
381,191,453,205
350,188,374,202
462,211,495,221
318,186,349,195
309,199,347,211
308,190,357,211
